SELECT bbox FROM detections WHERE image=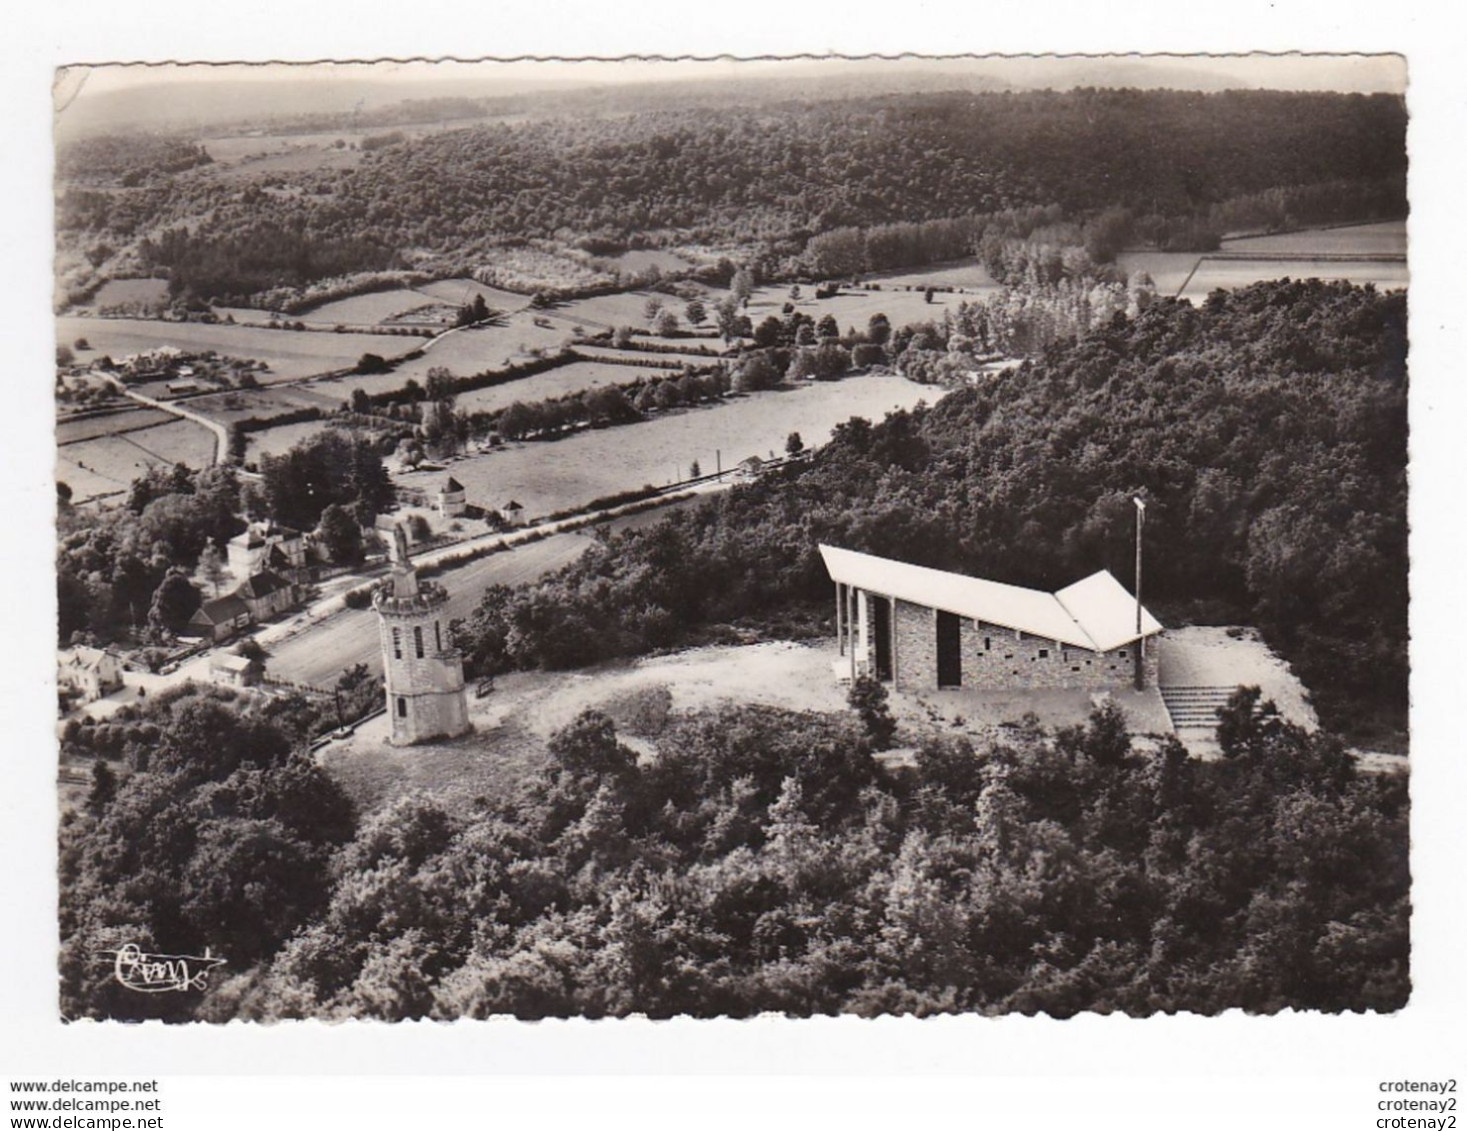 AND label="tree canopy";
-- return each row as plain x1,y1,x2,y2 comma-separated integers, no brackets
456,280,1407,740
